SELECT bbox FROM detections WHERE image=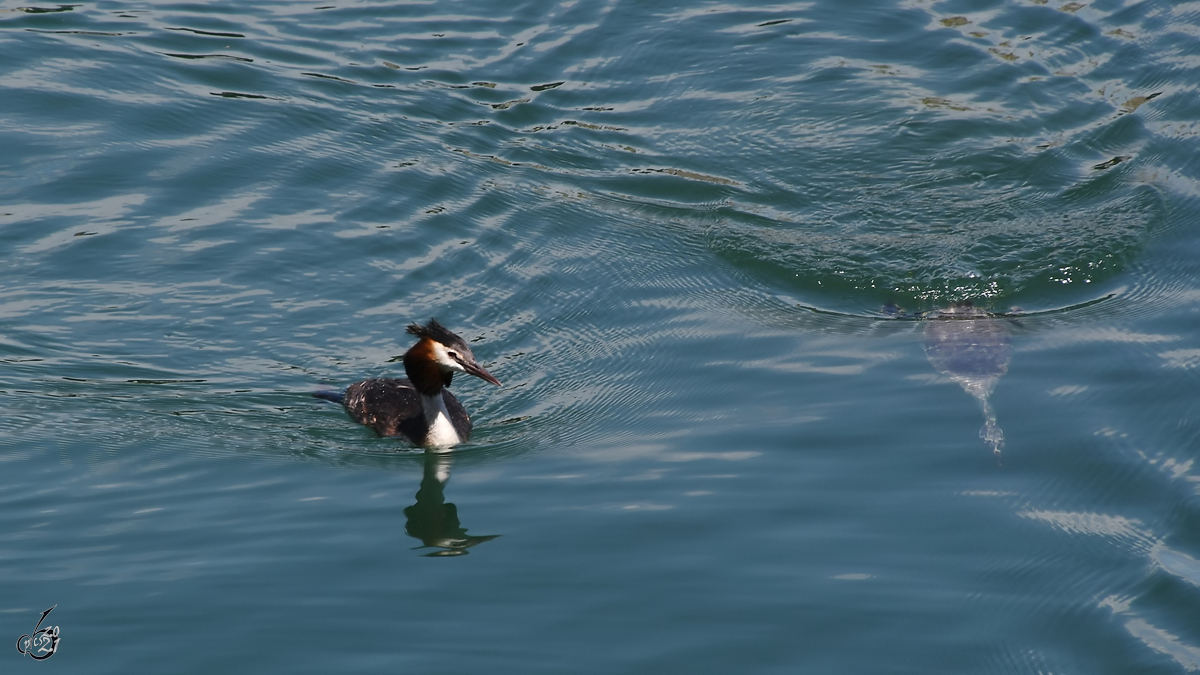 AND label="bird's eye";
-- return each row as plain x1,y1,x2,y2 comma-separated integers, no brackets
447,351,458,359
